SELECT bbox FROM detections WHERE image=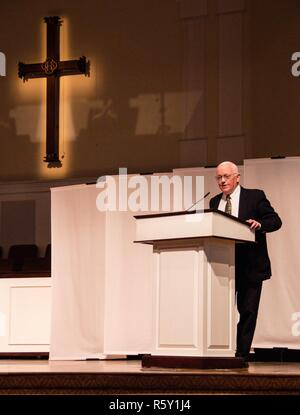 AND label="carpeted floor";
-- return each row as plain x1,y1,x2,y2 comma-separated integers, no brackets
1,359,300,395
